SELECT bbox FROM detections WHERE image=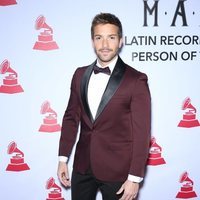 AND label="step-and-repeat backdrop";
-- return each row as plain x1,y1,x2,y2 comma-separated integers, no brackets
1,0,200,199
